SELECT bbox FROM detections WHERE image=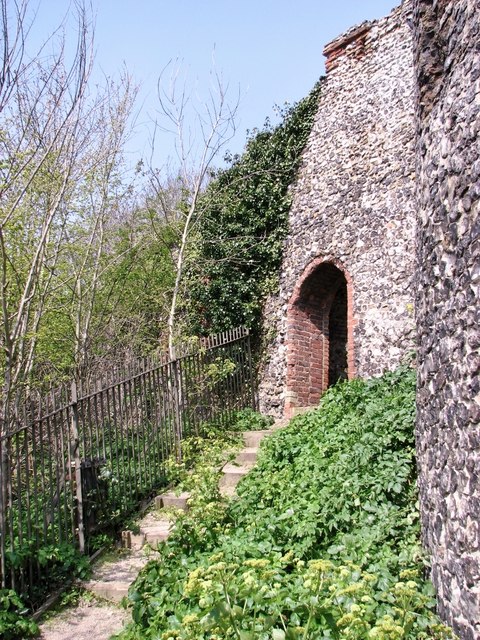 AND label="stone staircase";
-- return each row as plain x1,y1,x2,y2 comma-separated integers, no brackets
83,423,284,604
219,429,275,496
